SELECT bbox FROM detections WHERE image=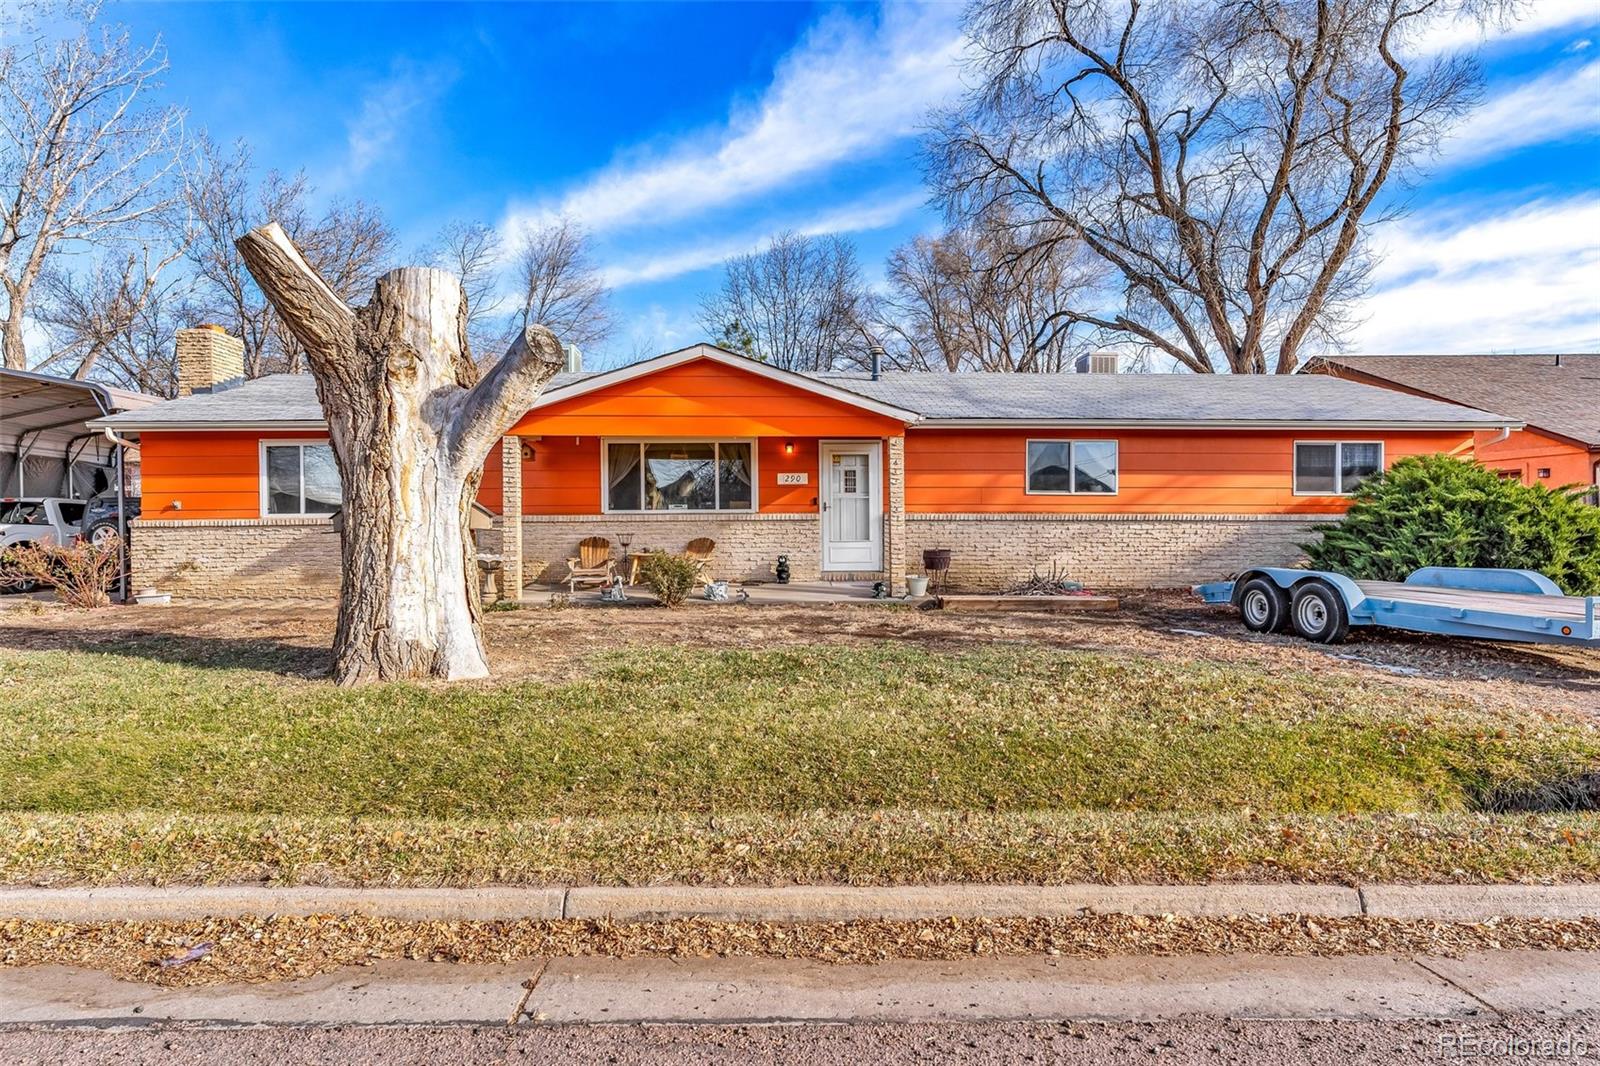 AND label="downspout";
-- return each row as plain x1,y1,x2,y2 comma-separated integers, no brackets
101,426,134,602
